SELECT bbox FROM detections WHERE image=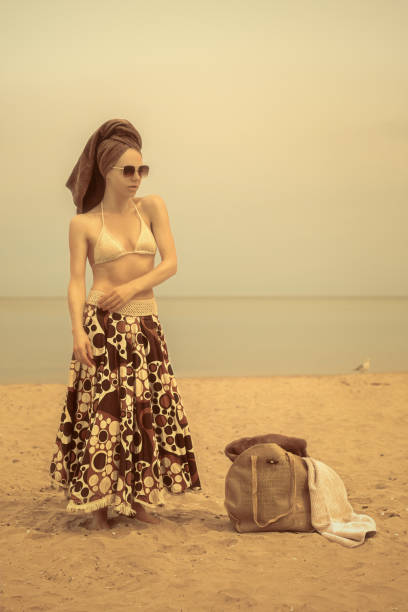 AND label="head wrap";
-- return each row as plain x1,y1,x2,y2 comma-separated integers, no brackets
65,118,143,213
